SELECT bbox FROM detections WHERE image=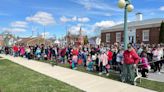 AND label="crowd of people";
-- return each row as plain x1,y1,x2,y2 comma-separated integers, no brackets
0,42,164,85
